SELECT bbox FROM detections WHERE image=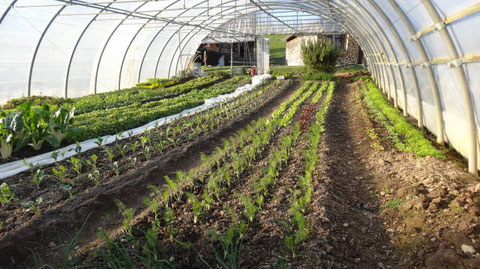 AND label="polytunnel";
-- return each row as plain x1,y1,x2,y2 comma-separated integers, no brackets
1,0,479,173
2,1,480,267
